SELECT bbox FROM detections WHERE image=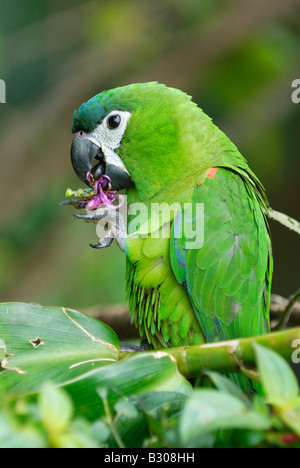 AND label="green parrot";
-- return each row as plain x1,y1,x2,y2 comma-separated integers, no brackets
69,82,273,392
